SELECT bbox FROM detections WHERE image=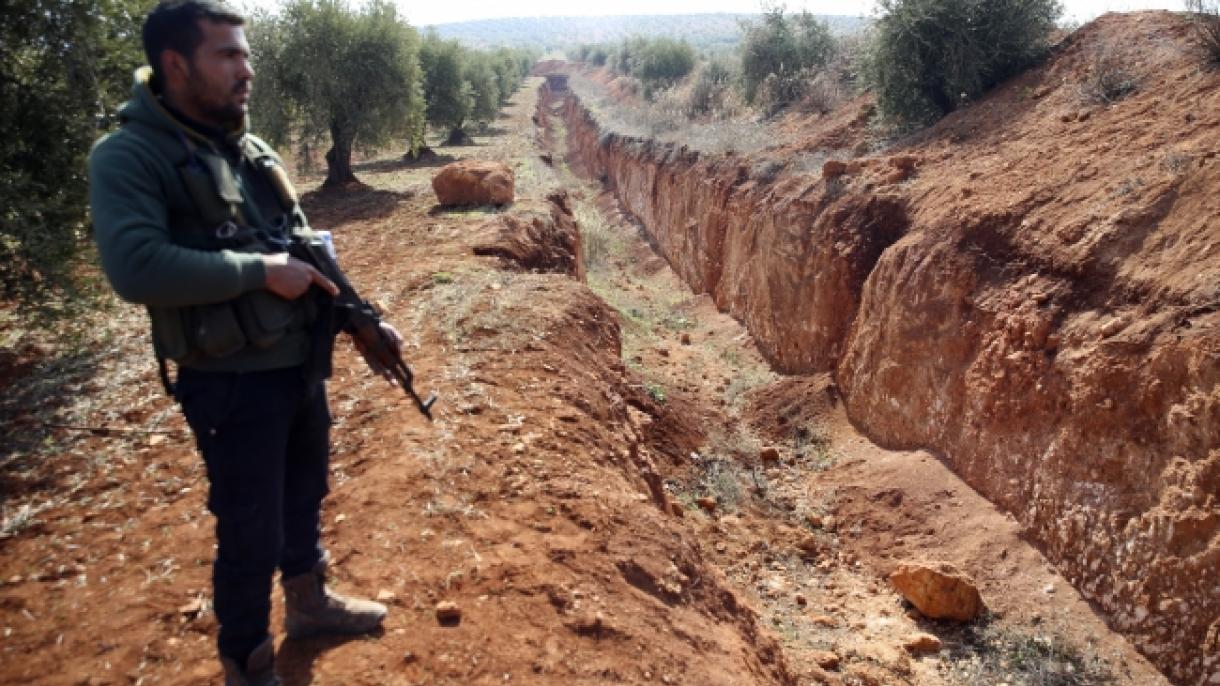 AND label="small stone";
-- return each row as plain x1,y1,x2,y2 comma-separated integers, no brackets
809,614,837,627
903,632,943,654
670,502,685,518
696,497,717,513
889,155,919,171
435,600,462,625
376,589,397,603
1043,584,1055,594
680,333,692,345
334,513,346,524
178,597,203,617
570,611,604,634
812,650,840,670
403,651,418,664
805,513,823,528
512,442,526,454
759,447,781,463
714,541,727,553
795,593,808,607
822,160,848,178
